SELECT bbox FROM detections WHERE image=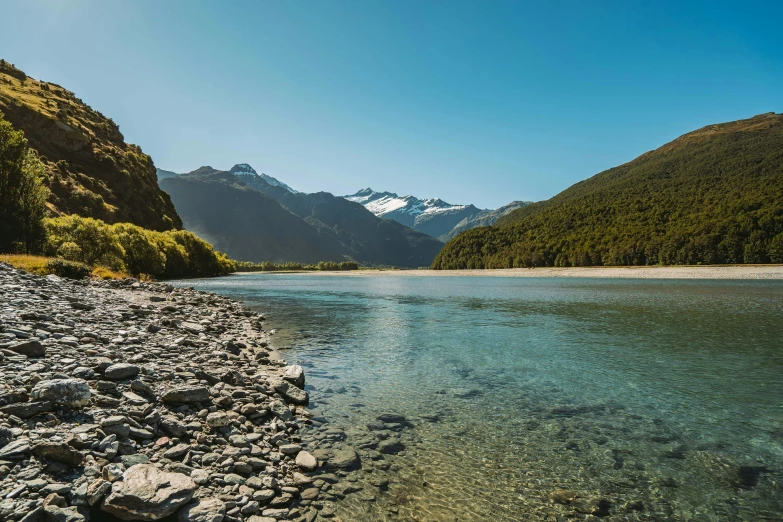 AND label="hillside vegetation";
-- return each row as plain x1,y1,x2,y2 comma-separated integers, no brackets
0,60,181,231
433,113,783,269
44,215,235,278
